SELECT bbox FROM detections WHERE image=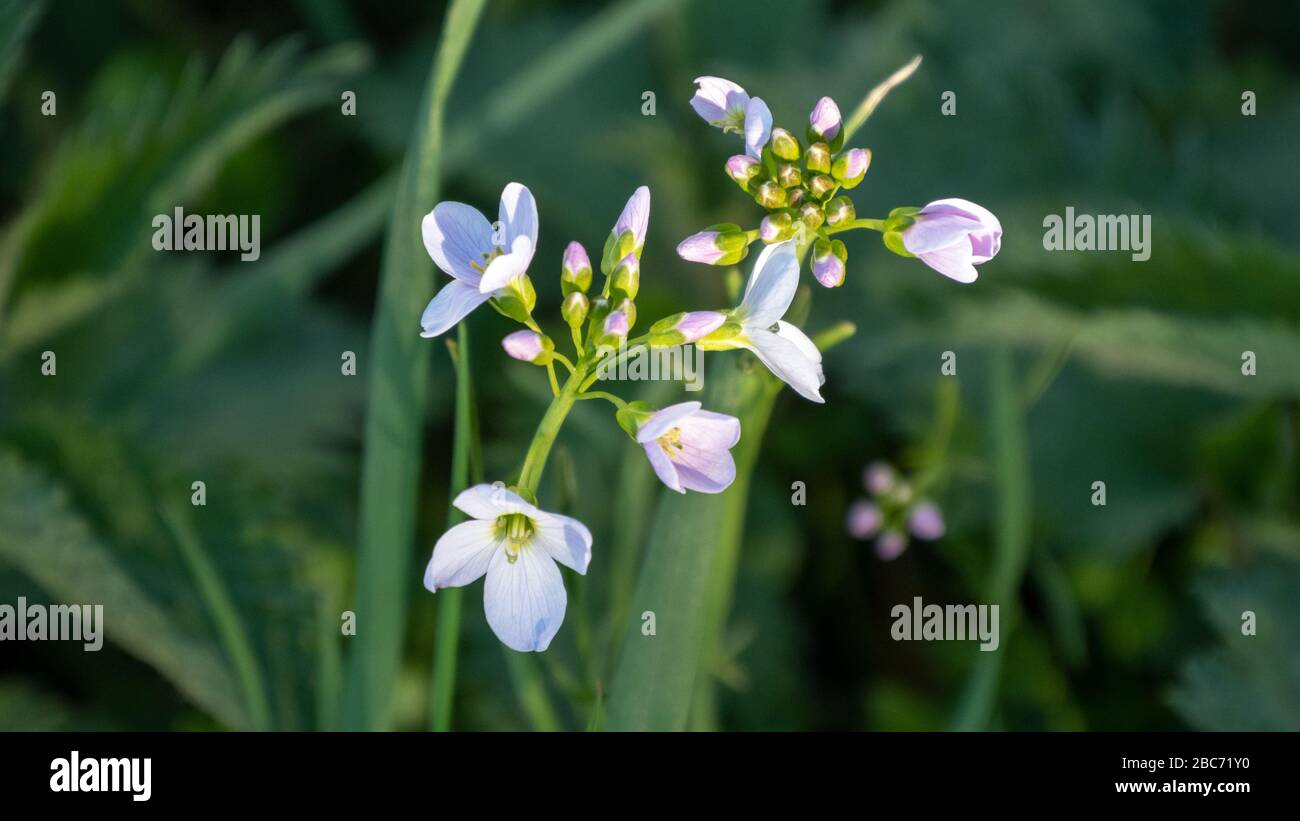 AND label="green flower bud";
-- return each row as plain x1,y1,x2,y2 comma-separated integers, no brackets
770,127,801,161
754,180,788,209
561,241,592,295
825,196,856,227
787,187,806,208
832,148,872,189
759,211,795,243
489,275,536,324
561,291,589,327
807,174,836,200
777,162,802,189
804,141,832,175
799,202,825,232
615,296,636,331
611,253,641,300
